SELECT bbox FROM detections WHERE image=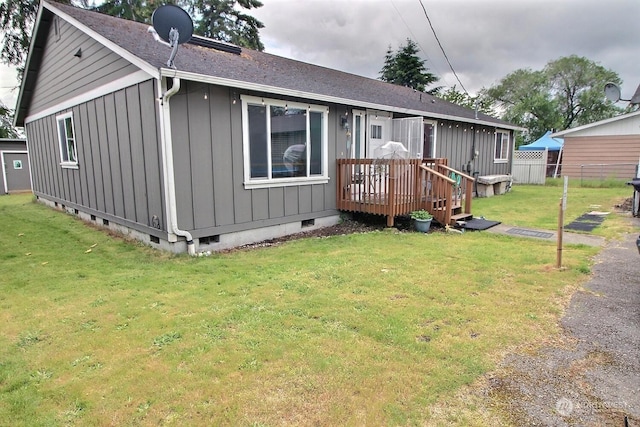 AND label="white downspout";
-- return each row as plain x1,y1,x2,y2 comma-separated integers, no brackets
158,76,196,256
